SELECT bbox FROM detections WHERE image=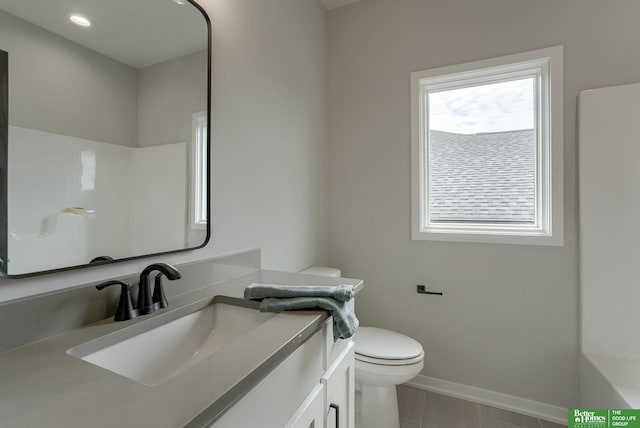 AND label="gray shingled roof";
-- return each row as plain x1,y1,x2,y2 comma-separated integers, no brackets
428,129,536,223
